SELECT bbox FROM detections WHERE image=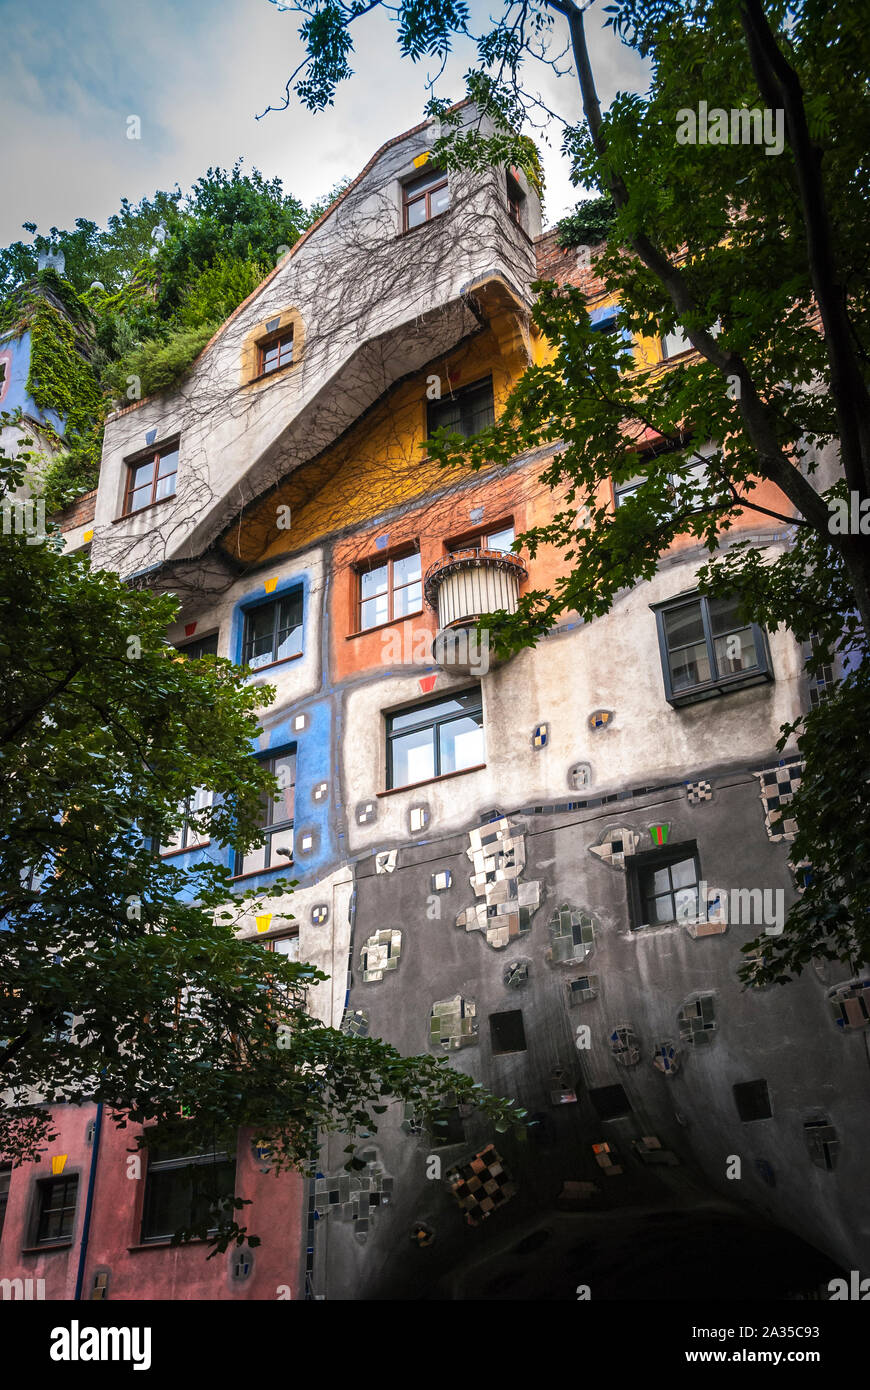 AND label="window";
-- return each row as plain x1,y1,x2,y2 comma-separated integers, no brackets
614,444,712,509
489,1010,527,1054
259,329,293,376
175,633,219,660
589,306,633,364
268,933,301,963
630,842,701,928
161,787,212,855
445,522,514,555
387,687,484,790
403,167,449,230
588,1084,632,1120
141,1141,236,1243
0,1164,10,1243
36,1175,78,1243
506,171,525,227
124,442,179,515
653,592,772,705
357,547,422,631
242,590,303,669
234,748,295,876
427,377,495,441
